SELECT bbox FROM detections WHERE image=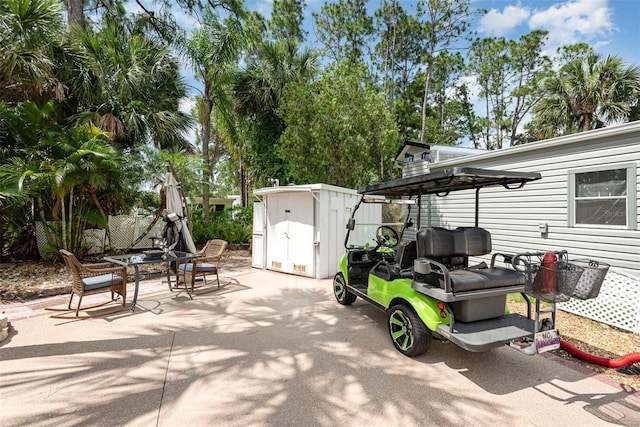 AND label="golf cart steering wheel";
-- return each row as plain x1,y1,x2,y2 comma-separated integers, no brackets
375,225,399,249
